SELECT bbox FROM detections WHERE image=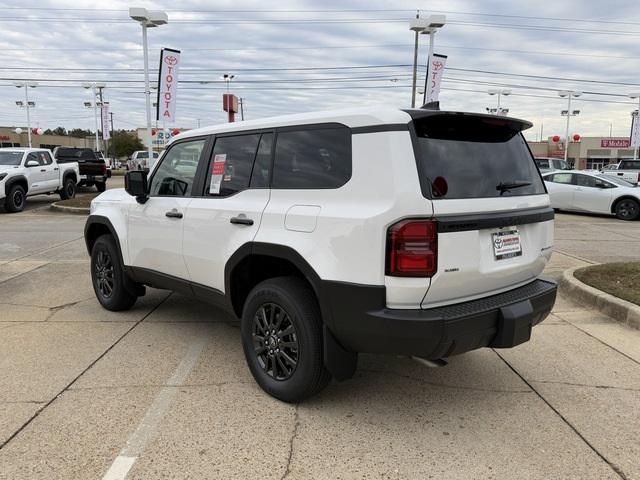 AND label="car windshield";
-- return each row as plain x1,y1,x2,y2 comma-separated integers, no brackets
597,174,636,187
554,159,571,170
0,151,23,165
